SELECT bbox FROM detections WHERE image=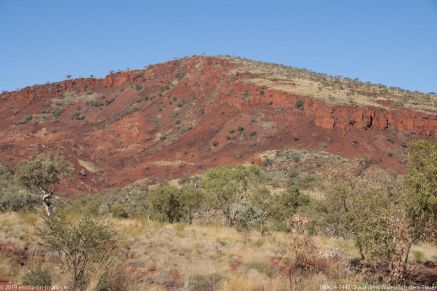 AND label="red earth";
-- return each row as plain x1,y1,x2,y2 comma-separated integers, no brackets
0,56,436,195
